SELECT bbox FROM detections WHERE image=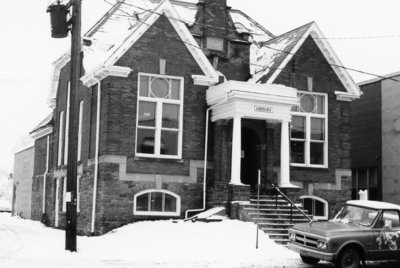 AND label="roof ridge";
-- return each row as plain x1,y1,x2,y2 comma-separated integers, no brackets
262,21,314,45
230,9,275,38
